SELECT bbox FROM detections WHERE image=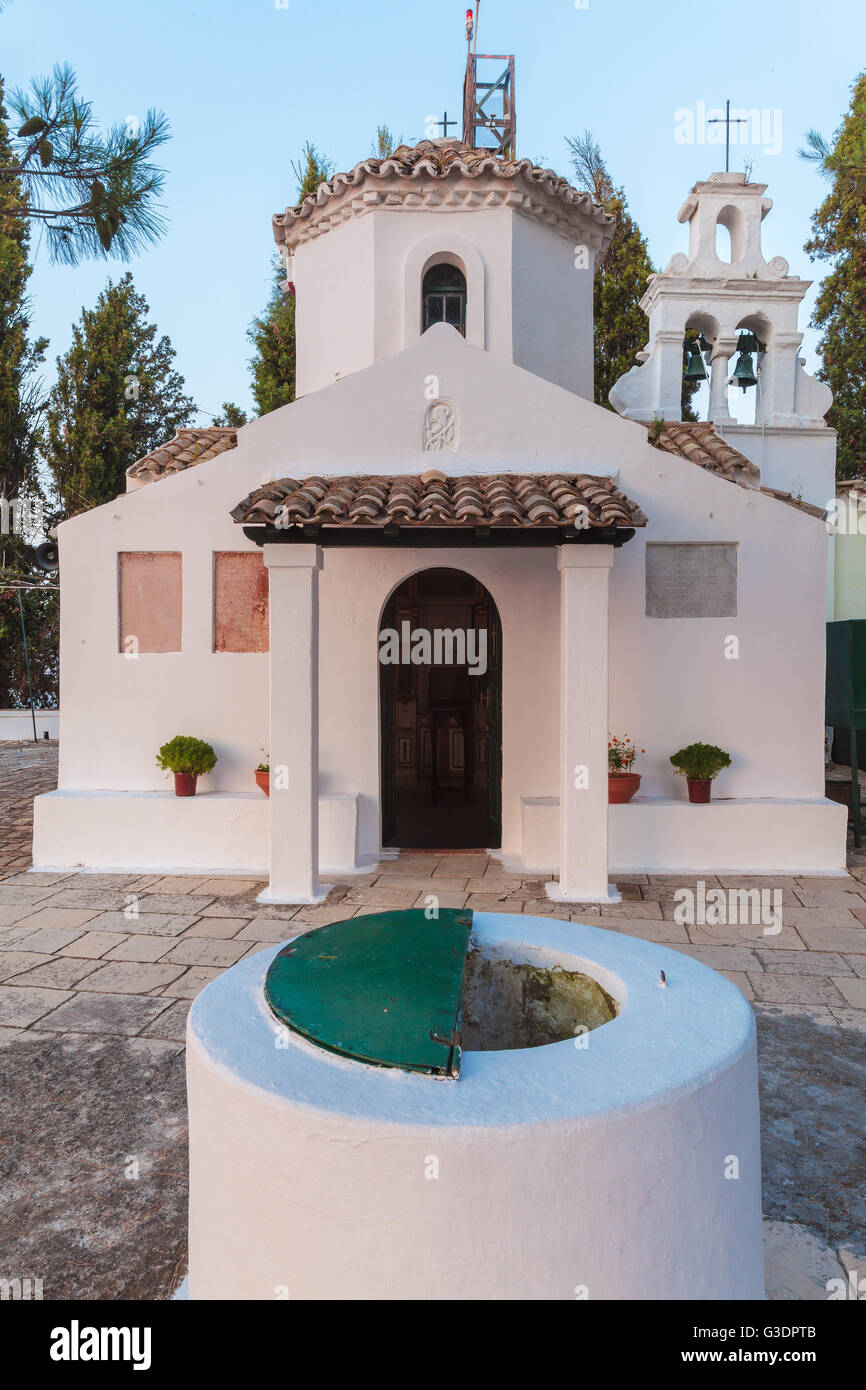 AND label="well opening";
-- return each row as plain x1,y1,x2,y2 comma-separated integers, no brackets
459,943,618,1051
